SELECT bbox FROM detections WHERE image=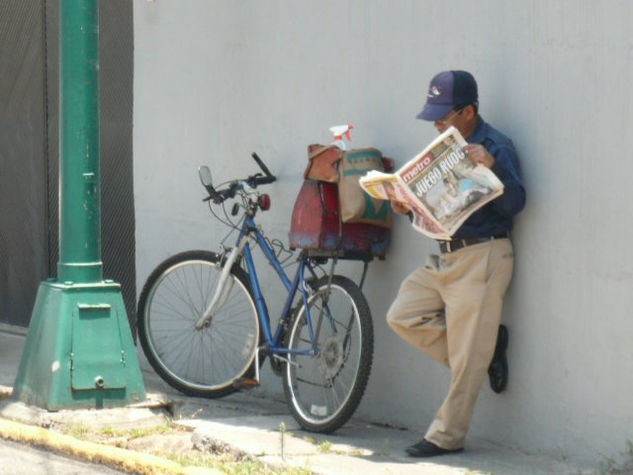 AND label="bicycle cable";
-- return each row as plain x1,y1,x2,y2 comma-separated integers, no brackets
269,237,295,265
206,199,233,229
206,179,244,231
219,214,246,249
206,178,295,267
